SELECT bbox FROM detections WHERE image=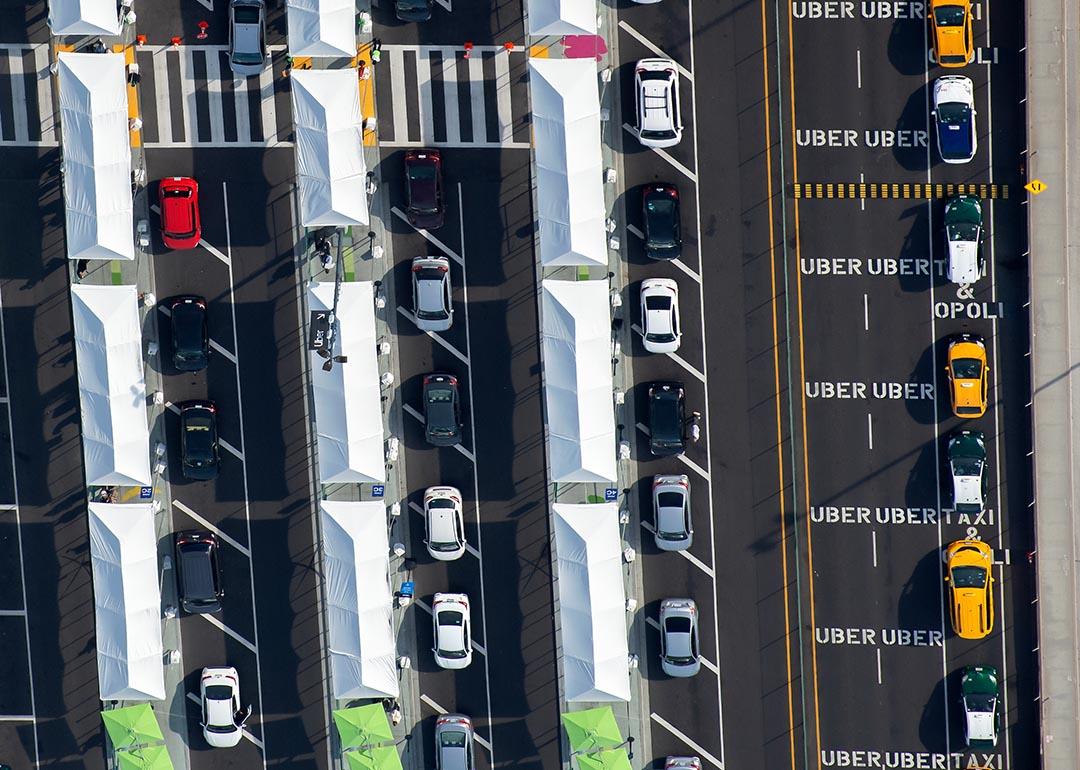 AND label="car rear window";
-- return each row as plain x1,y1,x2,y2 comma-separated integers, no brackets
440,730,467,748
657,492,684,508
234,6,260,23
665,617,692,633
205,684,232,700
428,388,454,403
